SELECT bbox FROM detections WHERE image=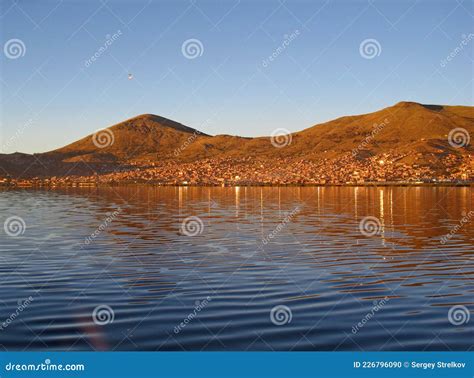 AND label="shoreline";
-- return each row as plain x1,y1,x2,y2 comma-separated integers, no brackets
1,181,473,189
